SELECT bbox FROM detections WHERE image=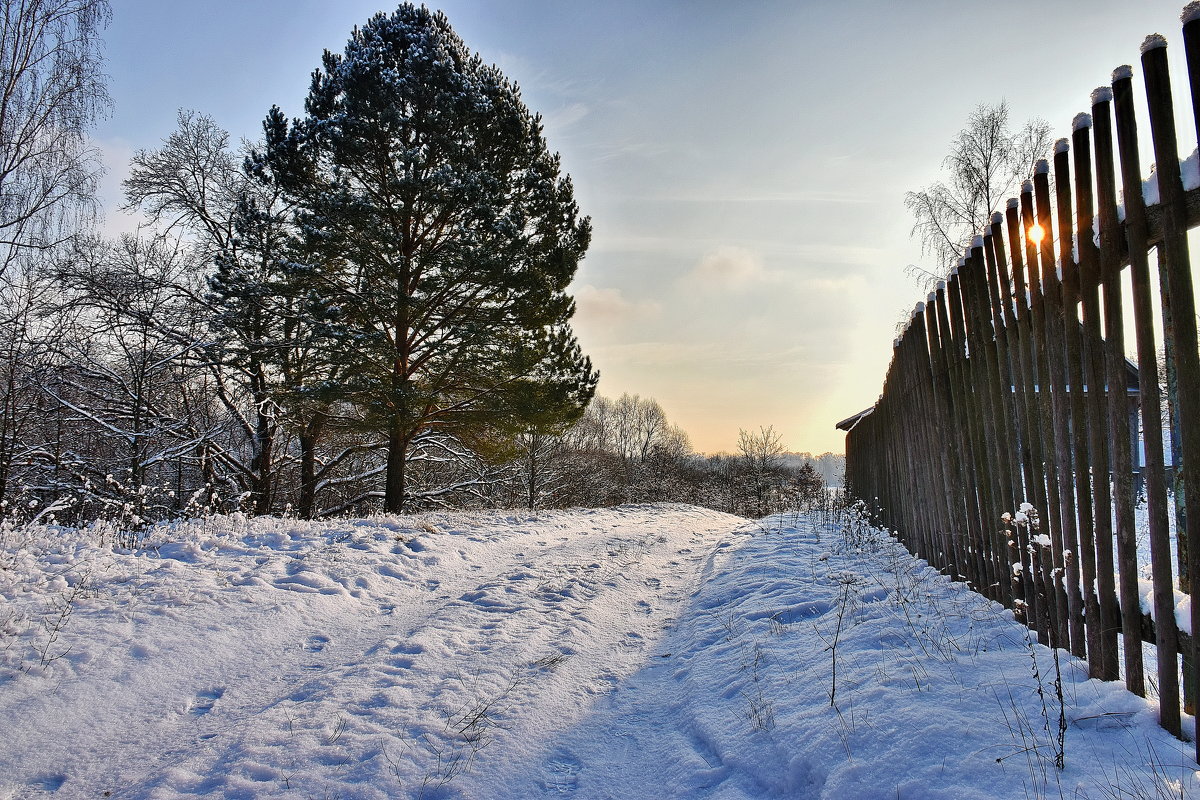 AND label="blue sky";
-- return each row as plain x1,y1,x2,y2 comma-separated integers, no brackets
96,0,1194,454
